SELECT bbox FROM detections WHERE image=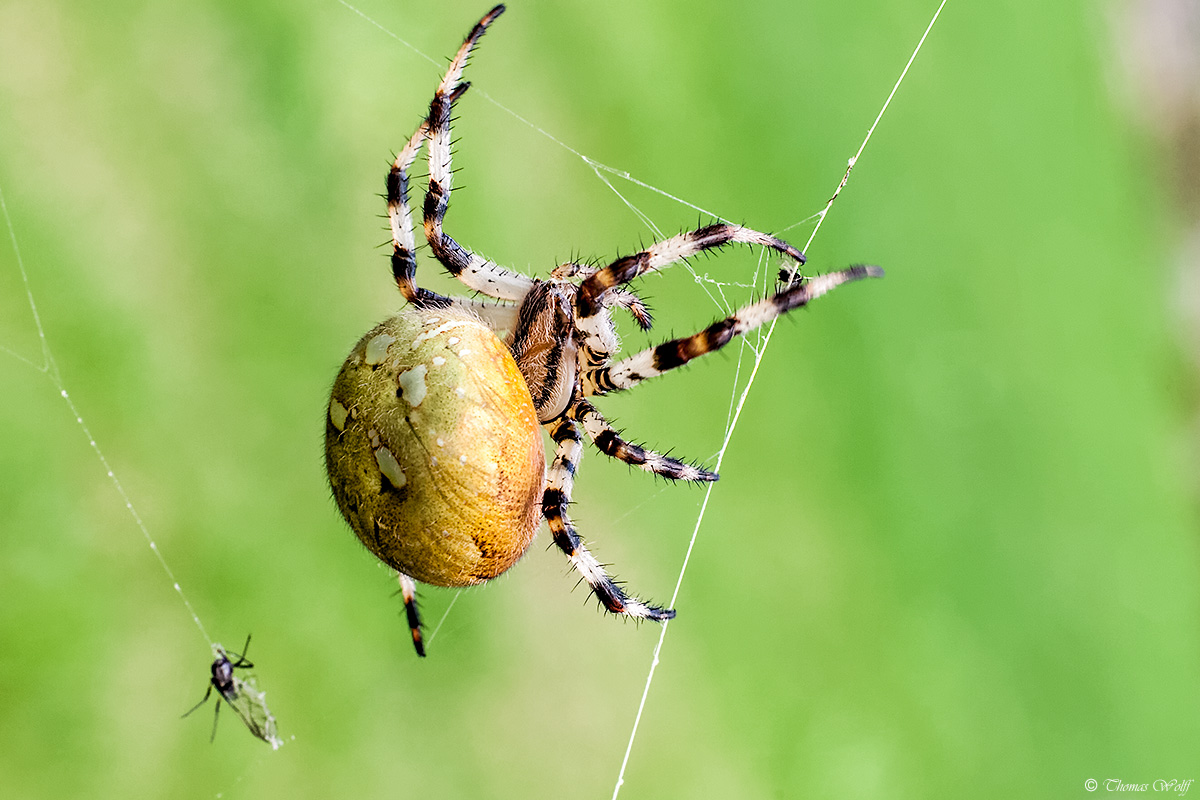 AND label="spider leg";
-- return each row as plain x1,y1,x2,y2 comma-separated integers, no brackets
569,400,717,482
387,90,463,308
422,5,537,302
576,223,807,317
466,300,519,334
386,92,520,329
542,418,674,621
584,265,883,395
396,572,426,657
